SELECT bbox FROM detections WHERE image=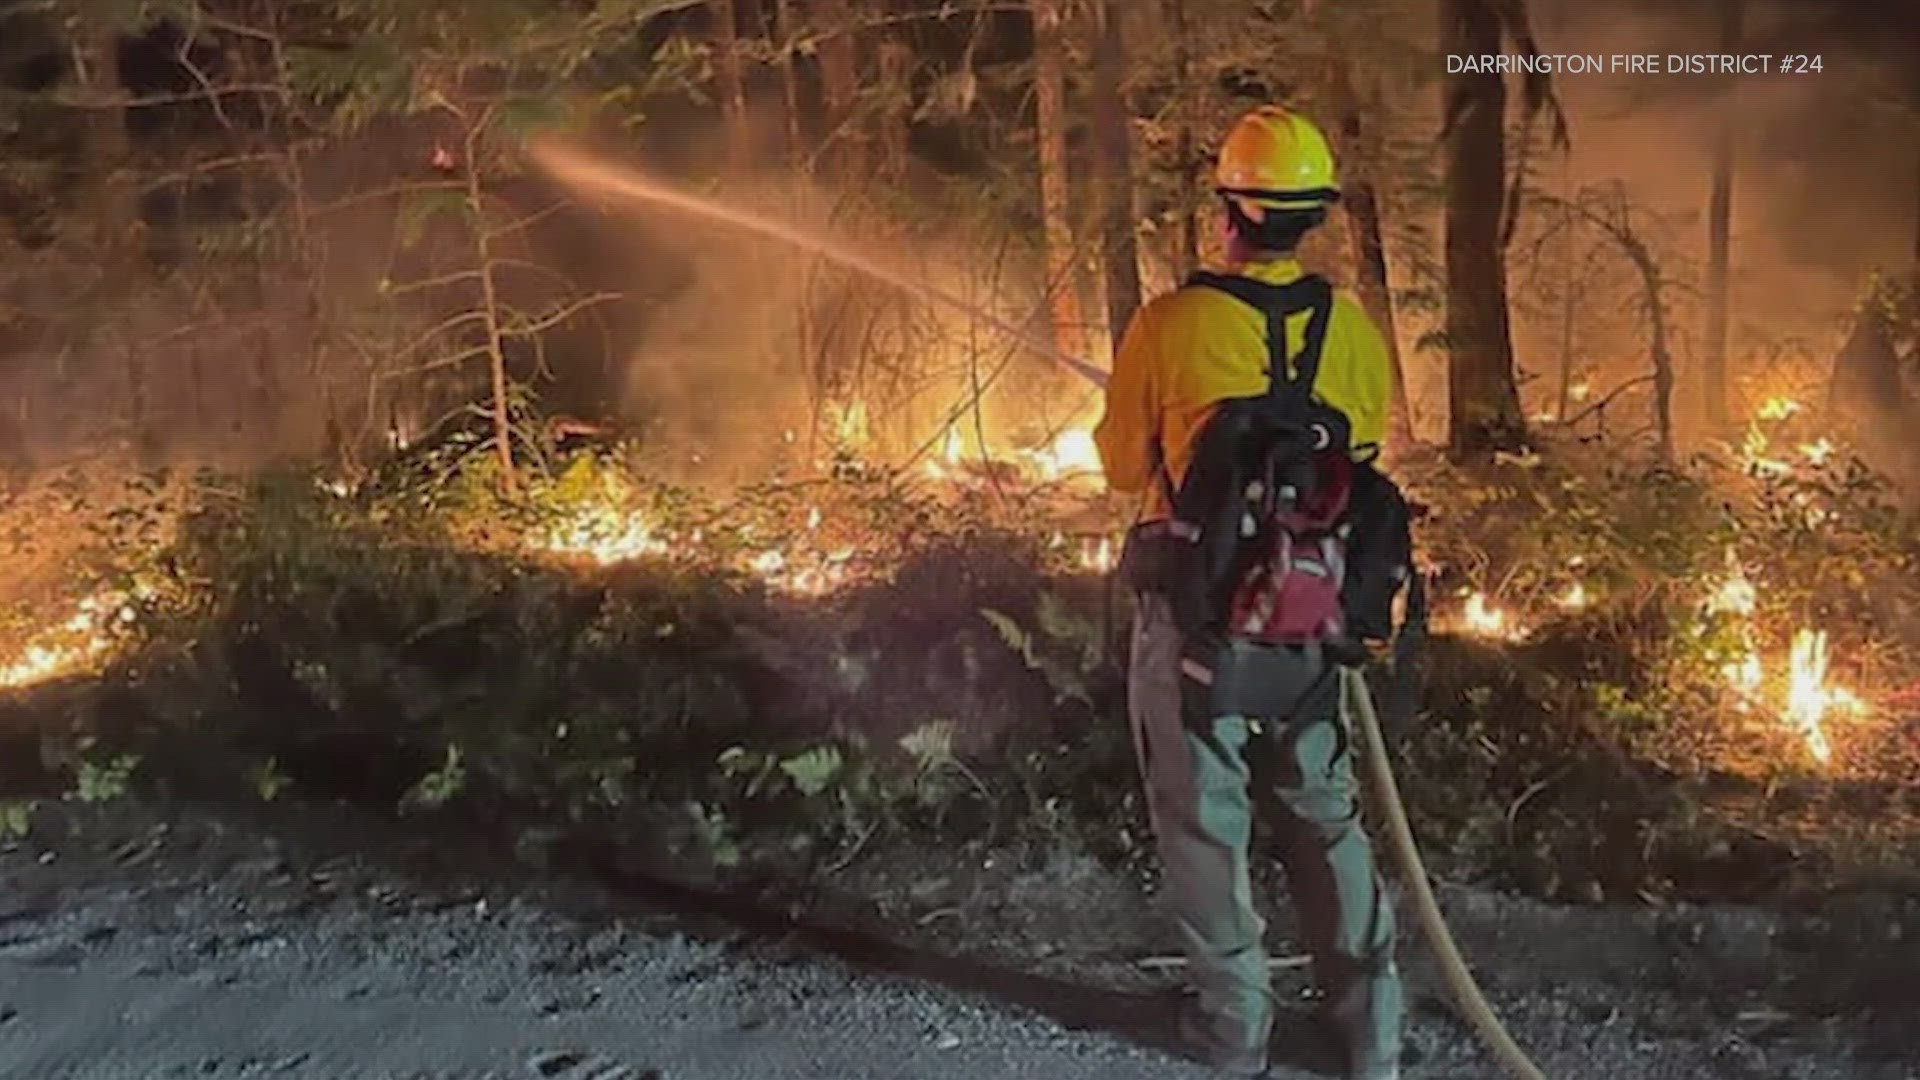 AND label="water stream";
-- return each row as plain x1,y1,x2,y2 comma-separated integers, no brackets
529,141,1111,390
